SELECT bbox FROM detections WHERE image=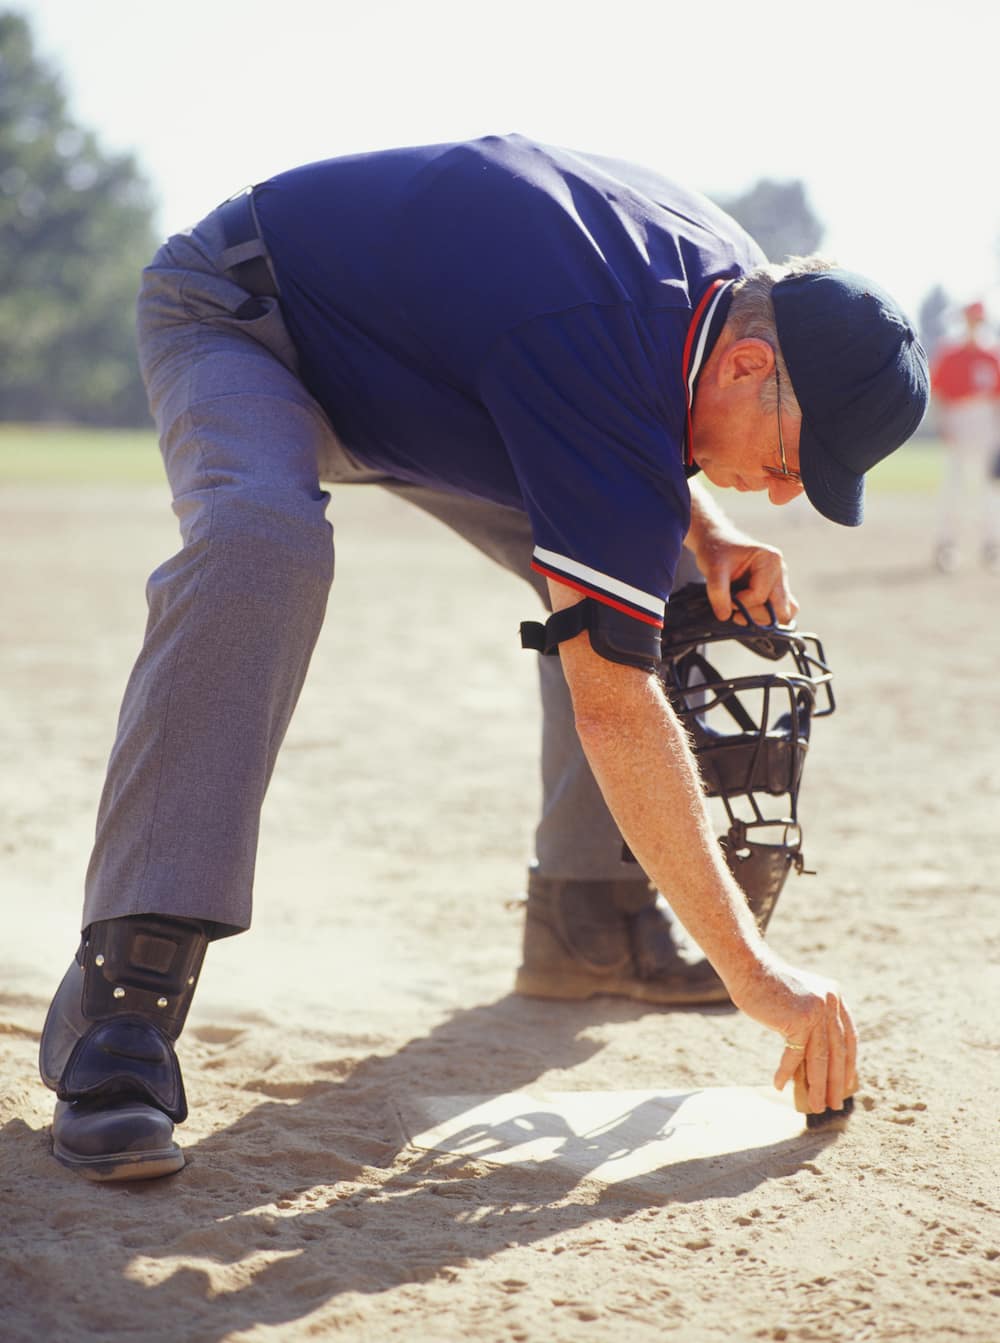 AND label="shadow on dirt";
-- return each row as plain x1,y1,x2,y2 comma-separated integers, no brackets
2,993,839,1339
